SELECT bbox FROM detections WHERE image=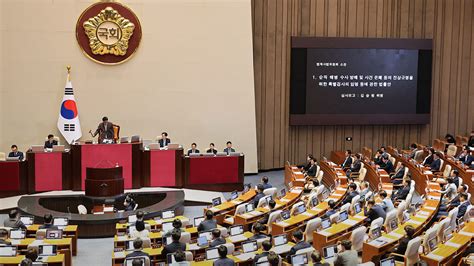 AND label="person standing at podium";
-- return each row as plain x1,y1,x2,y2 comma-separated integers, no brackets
8,145,24,160
91,117,114,143
187,143,200,155
44,134,58,149
159,132,171,147
223,141,235,155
